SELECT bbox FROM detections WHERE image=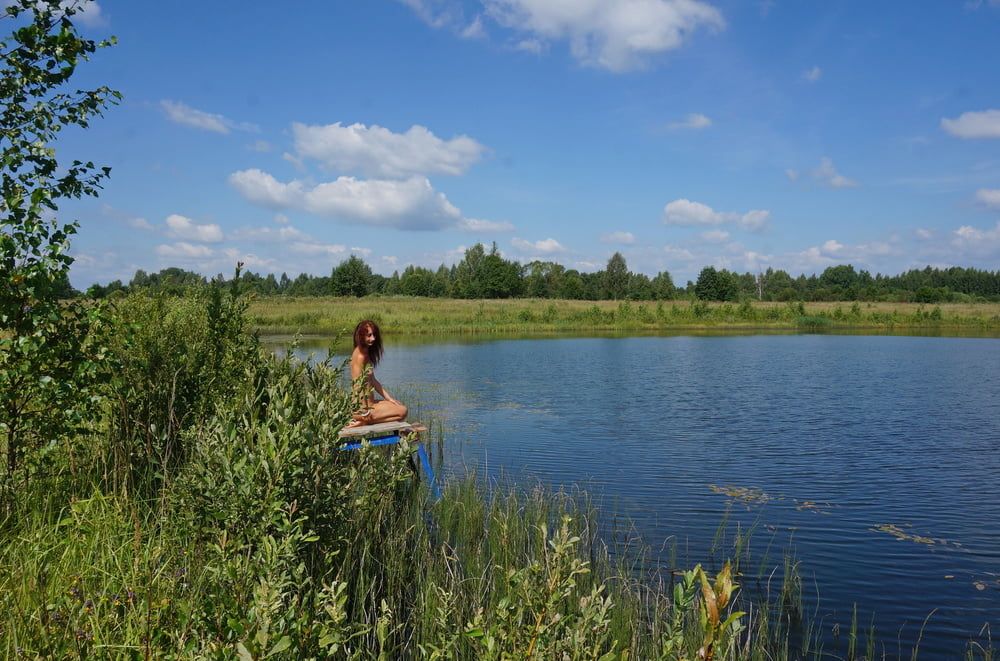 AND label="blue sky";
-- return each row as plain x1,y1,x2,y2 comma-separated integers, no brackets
55,0,1000,287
